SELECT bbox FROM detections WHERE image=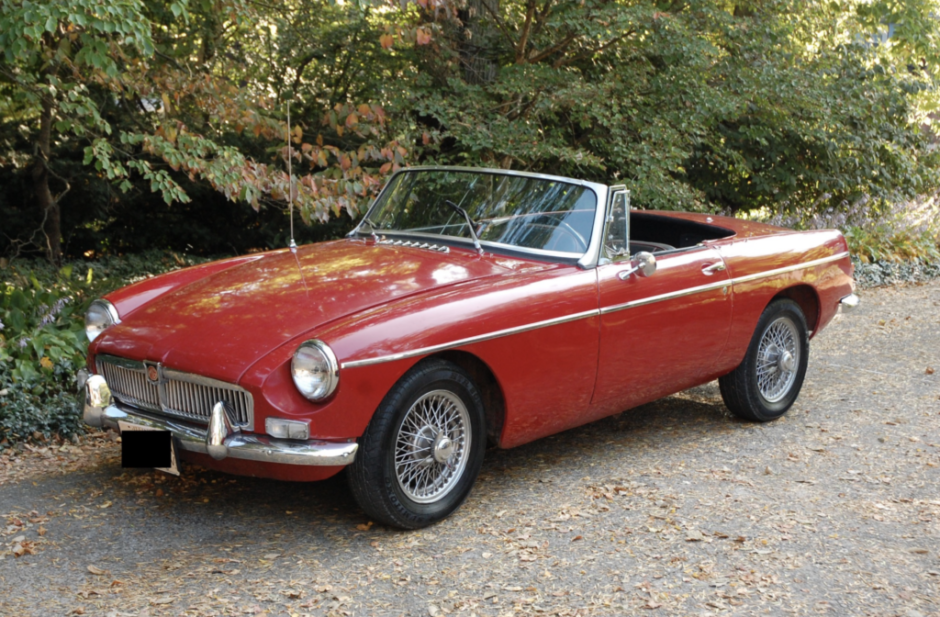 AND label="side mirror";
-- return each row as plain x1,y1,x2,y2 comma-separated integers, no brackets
634,251,657,277
617,251,657,280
